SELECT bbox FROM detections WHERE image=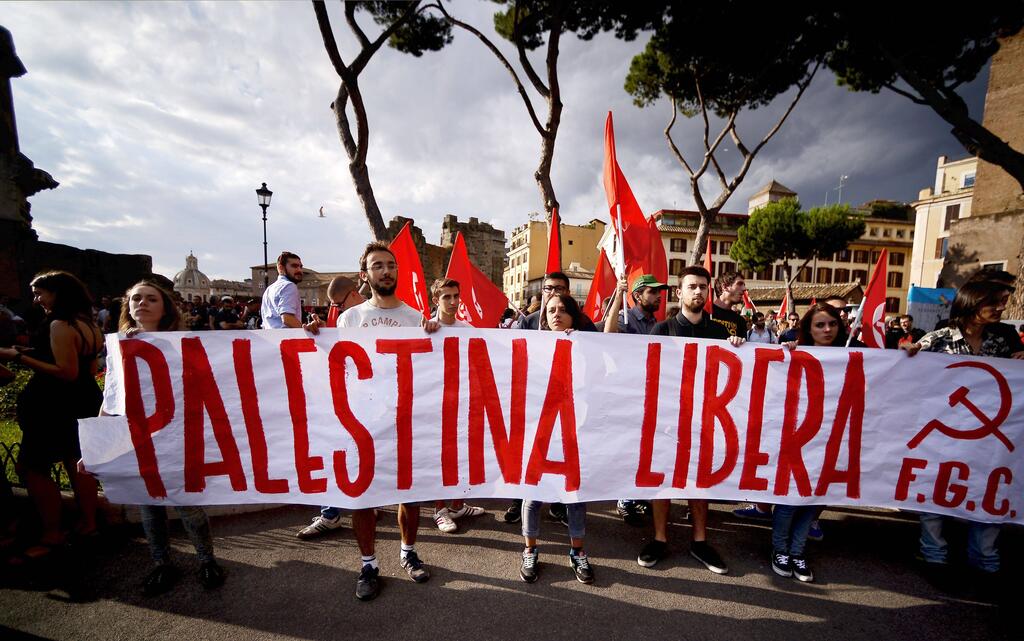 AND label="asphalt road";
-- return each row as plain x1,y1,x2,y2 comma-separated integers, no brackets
1,500,1018,641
